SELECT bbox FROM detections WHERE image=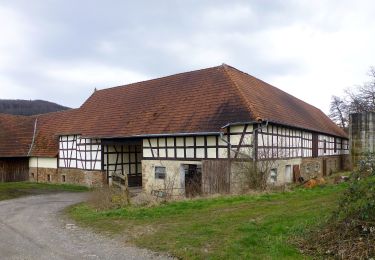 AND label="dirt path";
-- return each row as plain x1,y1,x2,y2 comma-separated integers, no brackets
0,192,171,260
